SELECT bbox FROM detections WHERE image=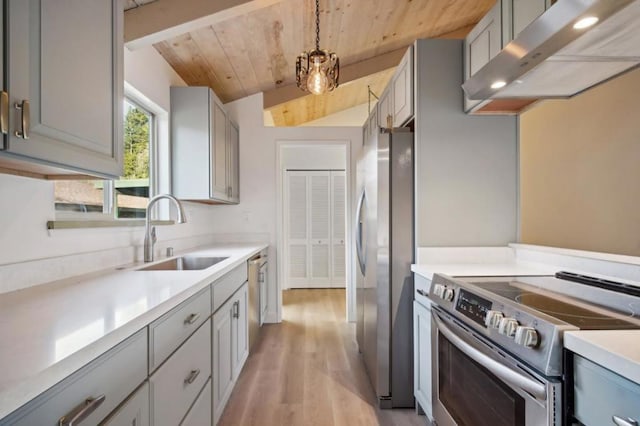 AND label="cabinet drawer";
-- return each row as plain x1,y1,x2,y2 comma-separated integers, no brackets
574,355,640,426
149,287,211,372
2,329,147,426
150,319,211,426
212,264,248,312
101,382,149,426
180,379,212,426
